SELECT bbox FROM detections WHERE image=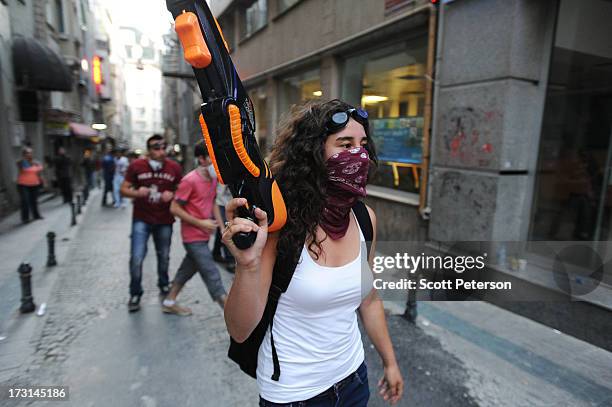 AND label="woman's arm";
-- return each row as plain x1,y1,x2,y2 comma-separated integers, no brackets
359,206,404,405
223,198,276,342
